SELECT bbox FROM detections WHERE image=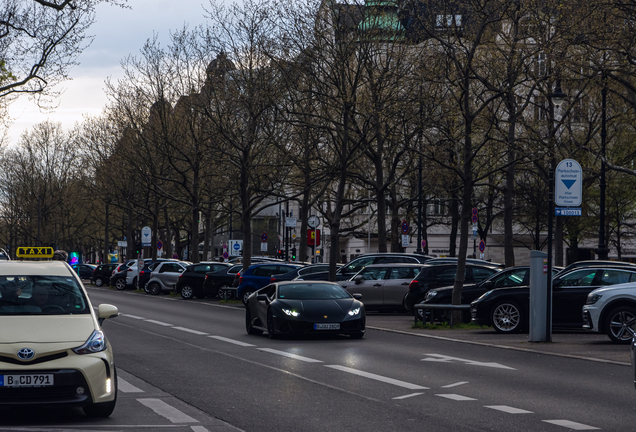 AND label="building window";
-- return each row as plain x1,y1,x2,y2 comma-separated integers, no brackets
436,14,462,29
